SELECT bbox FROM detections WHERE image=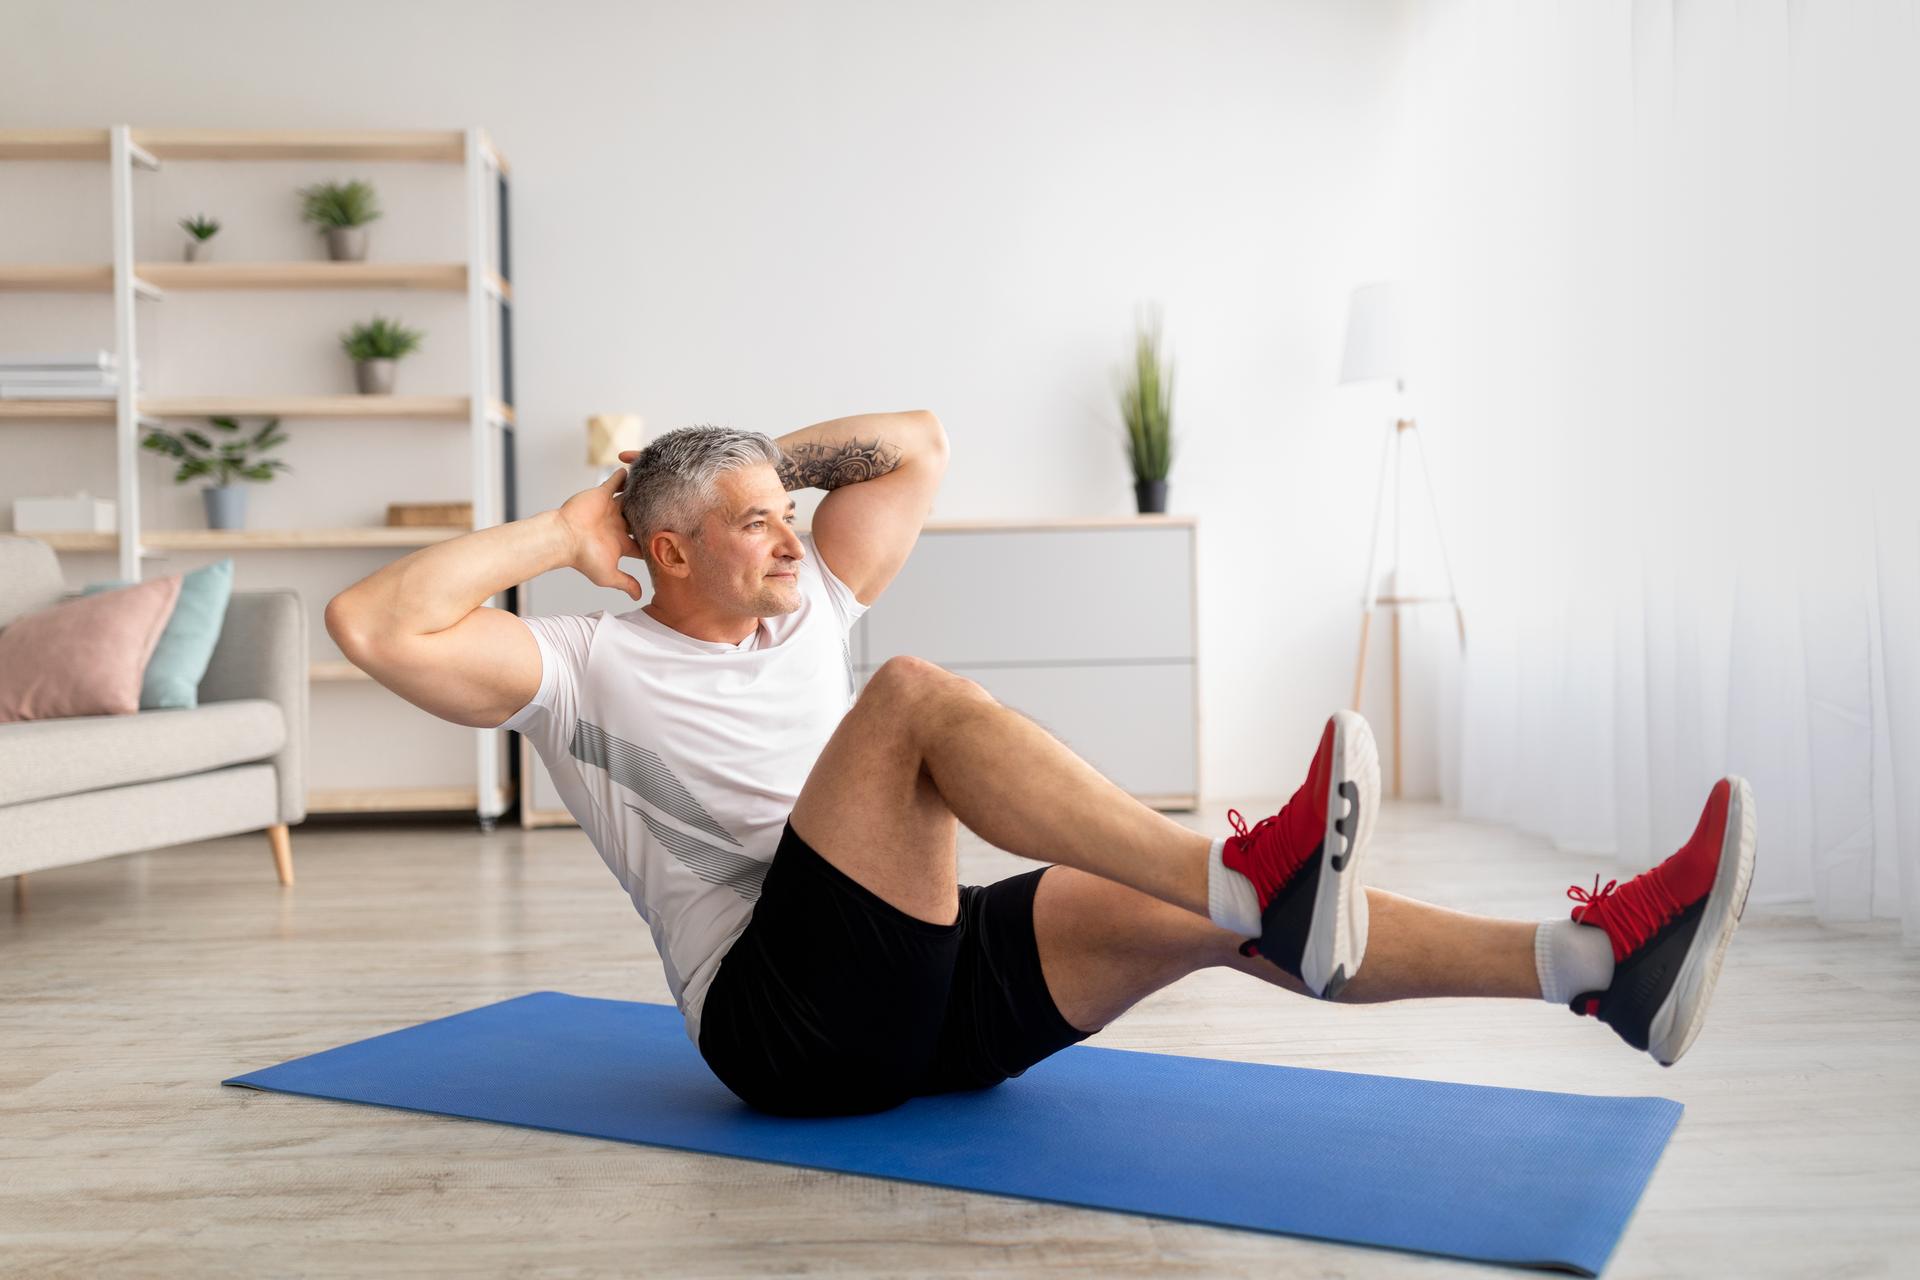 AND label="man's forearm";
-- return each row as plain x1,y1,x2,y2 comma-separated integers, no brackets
772,410,941,491
326,509,574,648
